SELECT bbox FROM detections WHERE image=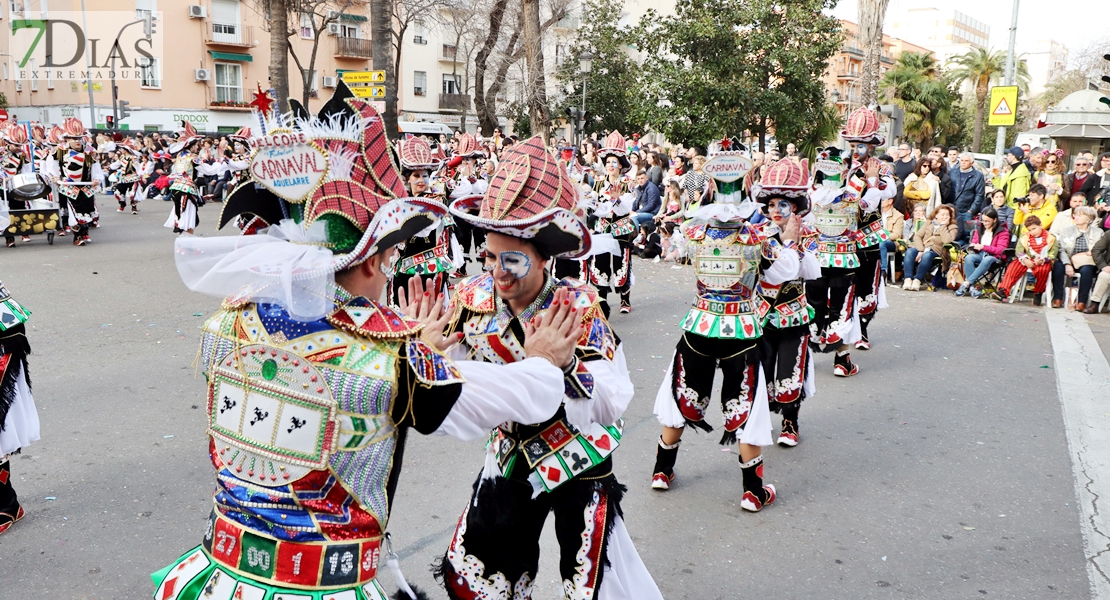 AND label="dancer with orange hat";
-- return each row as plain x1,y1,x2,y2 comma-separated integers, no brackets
53,117,99,246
